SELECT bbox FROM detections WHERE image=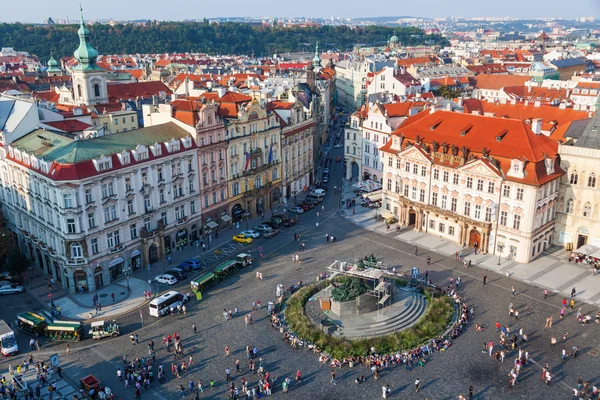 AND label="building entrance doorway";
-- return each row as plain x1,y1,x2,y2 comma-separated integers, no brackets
469,229,481,248
577,234,588,249
408,210,416,226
